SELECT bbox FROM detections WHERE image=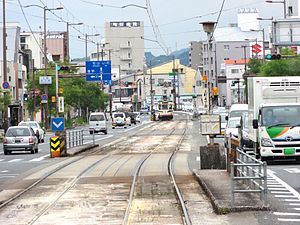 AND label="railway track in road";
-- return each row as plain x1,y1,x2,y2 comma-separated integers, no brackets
0,119,216,225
